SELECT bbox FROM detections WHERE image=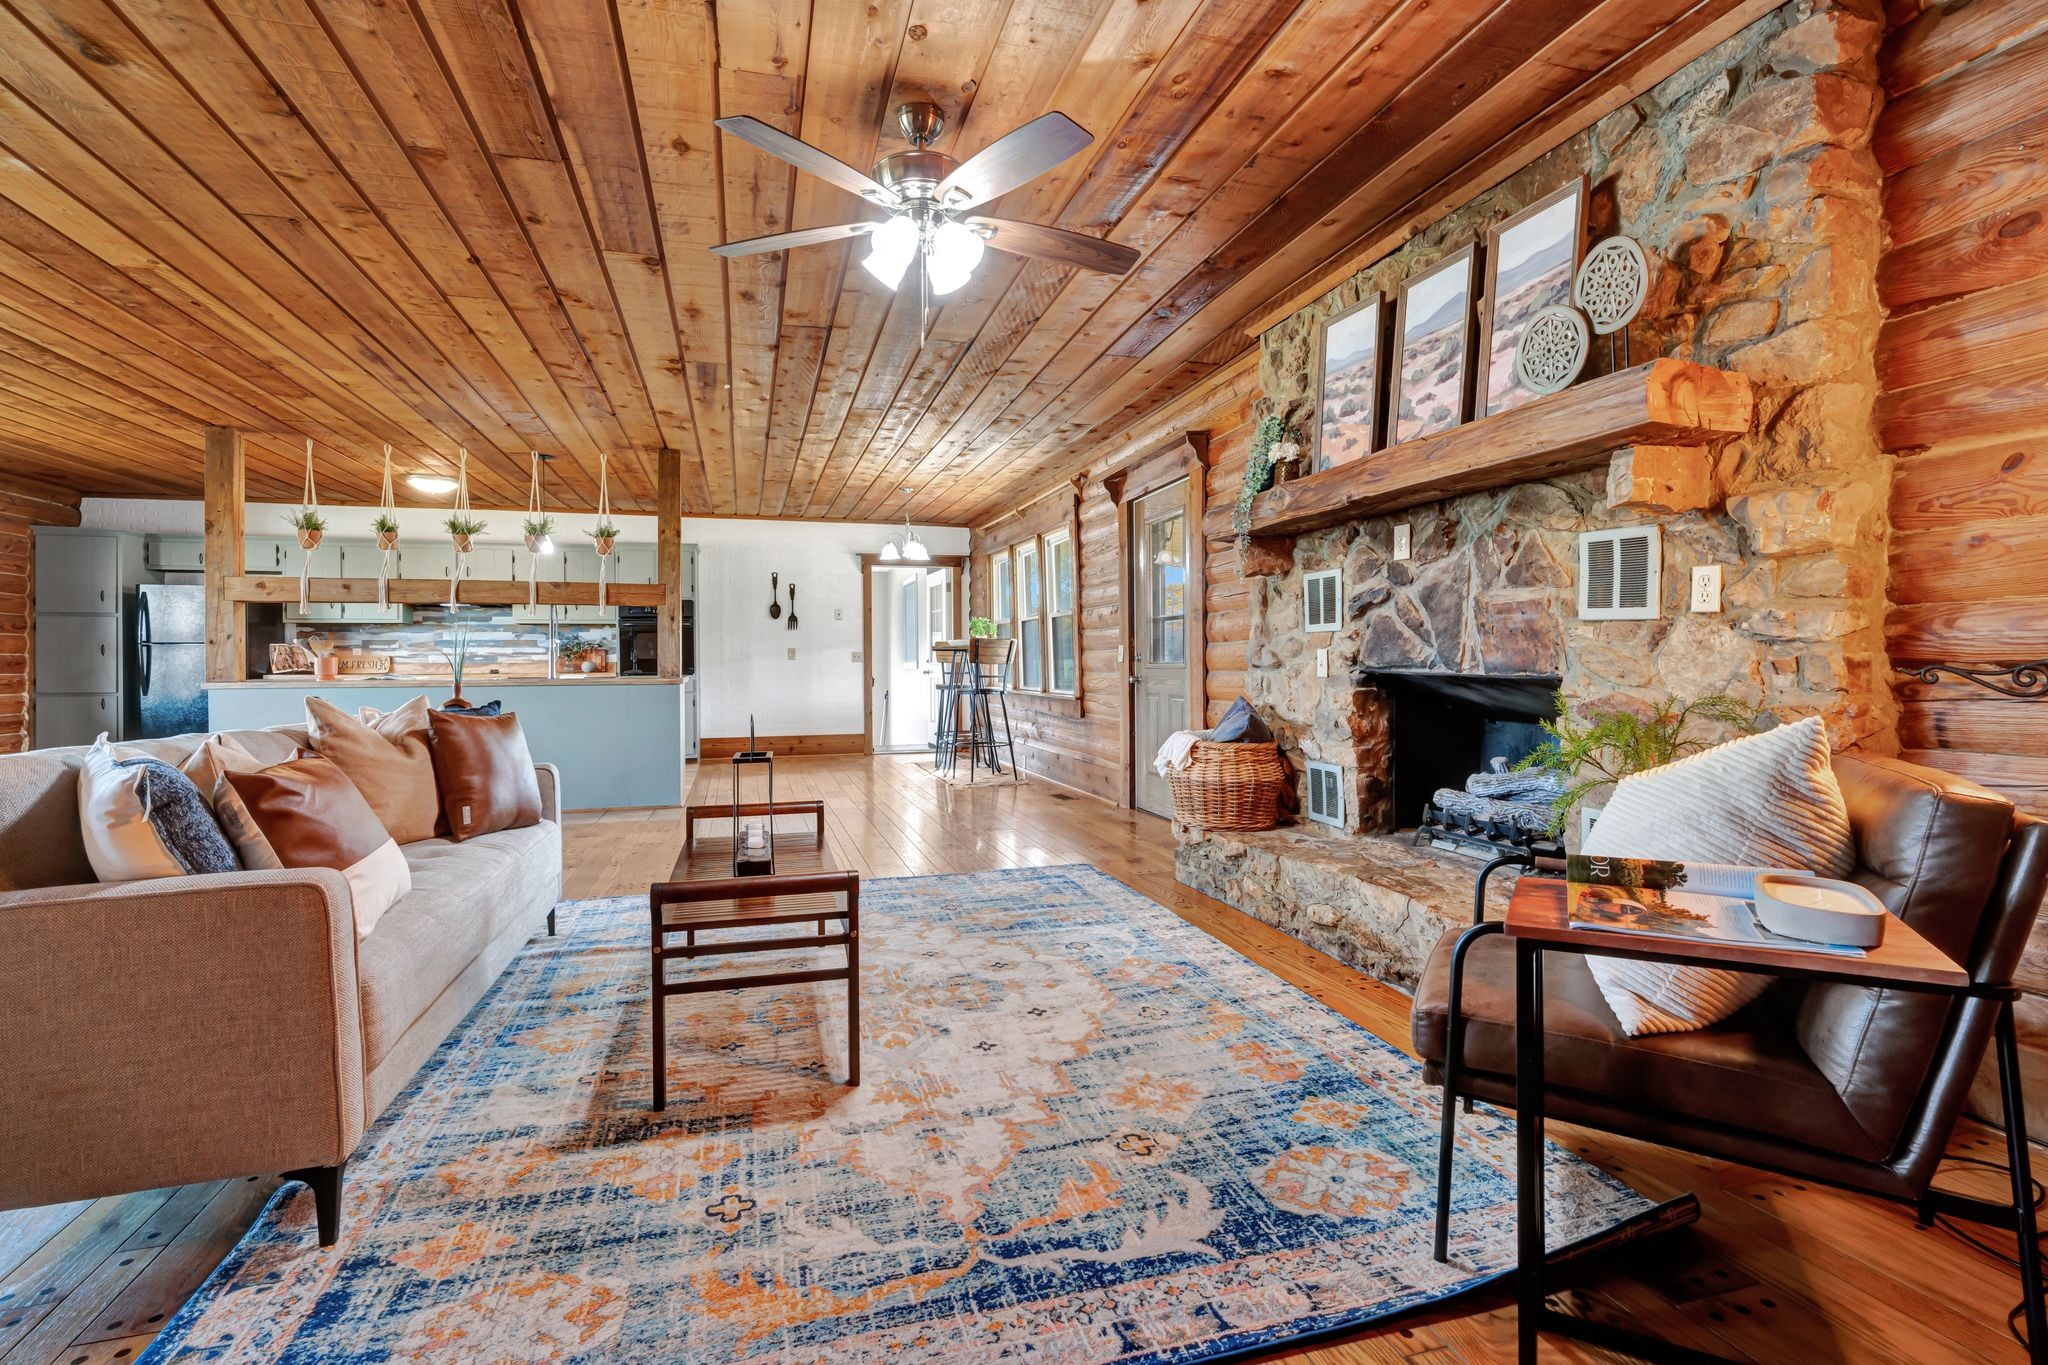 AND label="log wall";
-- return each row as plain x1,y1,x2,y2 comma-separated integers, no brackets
1879,0,2048,818
0,481,82,755
1877,0,2048,1135
968,374,1255,804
